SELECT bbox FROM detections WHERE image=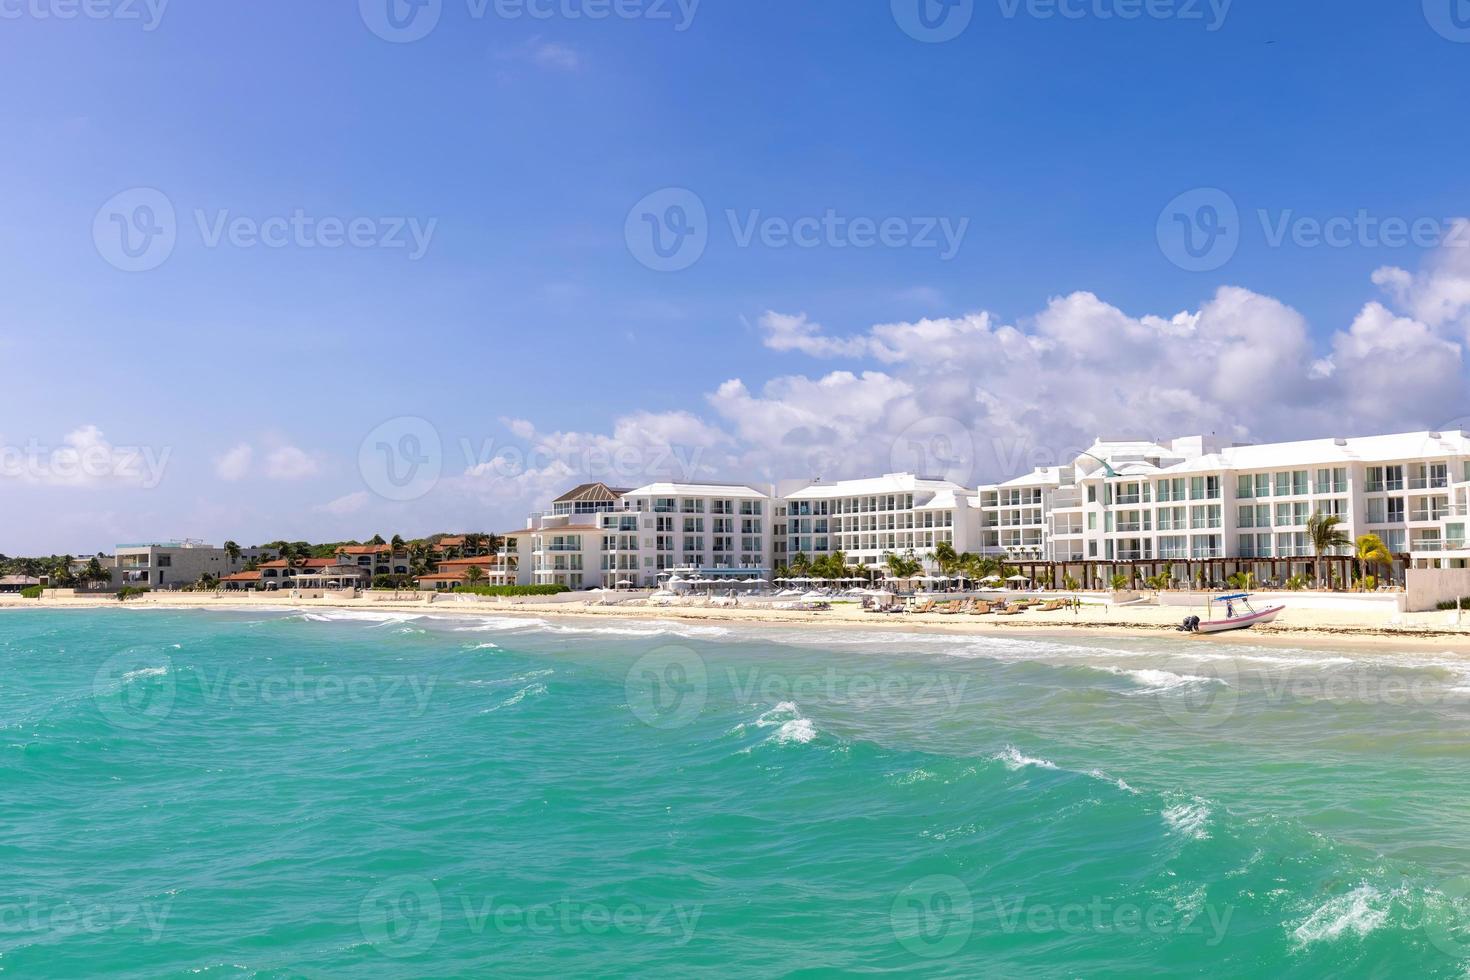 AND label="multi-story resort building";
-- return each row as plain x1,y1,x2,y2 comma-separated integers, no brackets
486,428,1470,590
